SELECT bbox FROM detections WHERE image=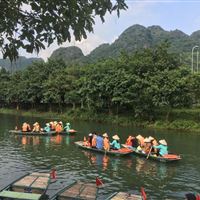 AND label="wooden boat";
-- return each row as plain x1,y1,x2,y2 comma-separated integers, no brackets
50,181,98,200
59,129,78,135
9,130,57,136
0,172,50,199
106,192,143,200
75,141,133,156
122,144,181,163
